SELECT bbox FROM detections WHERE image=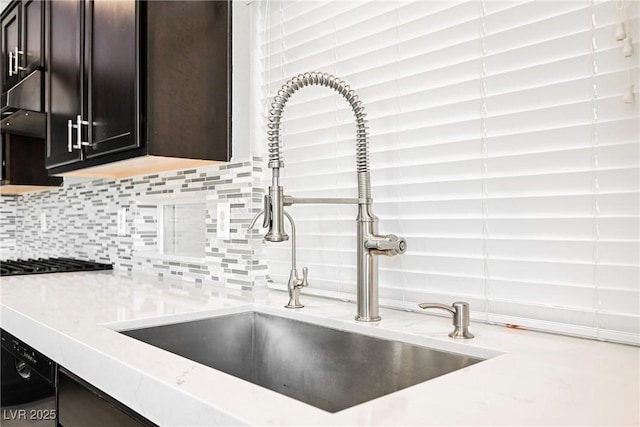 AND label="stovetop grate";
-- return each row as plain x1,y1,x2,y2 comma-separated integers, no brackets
0,257,113,277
